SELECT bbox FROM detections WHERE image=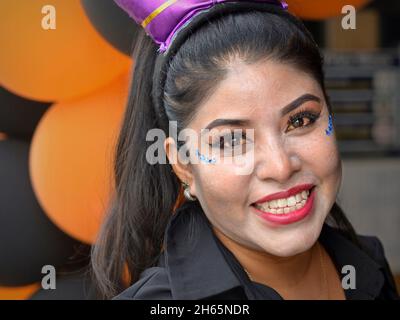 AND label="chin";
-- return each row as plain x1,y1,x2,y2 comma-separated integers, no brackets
260,237,316,258
267,238,317,257
253,213,327,258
